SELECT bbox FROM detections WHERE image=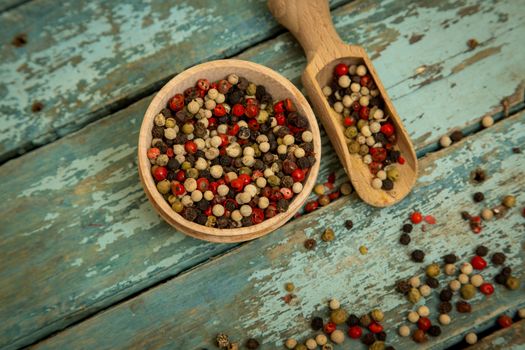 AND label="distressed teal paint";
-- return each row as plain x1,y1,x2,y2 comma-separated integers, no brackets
470,321,525,349
0,0,347,162
0,0,525,348
30,112,525,350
